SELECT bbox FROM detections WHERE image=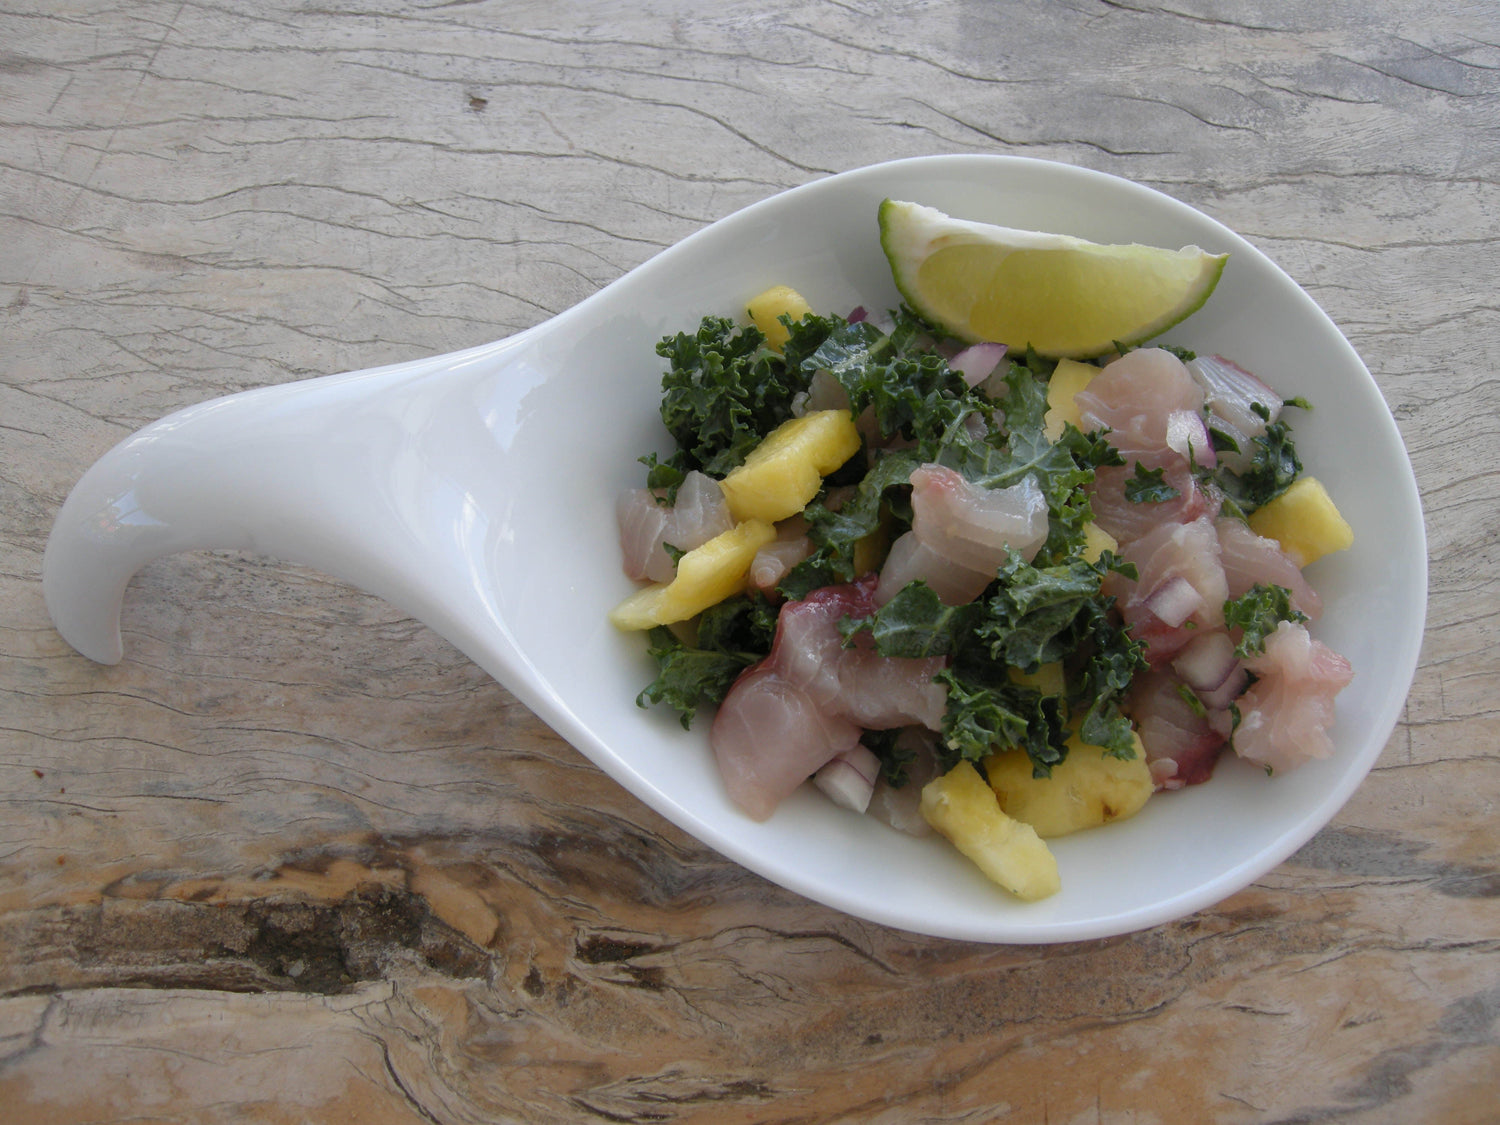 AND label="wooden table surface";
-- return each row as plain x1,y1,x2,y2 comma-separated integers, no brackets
3,2,1496,1121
